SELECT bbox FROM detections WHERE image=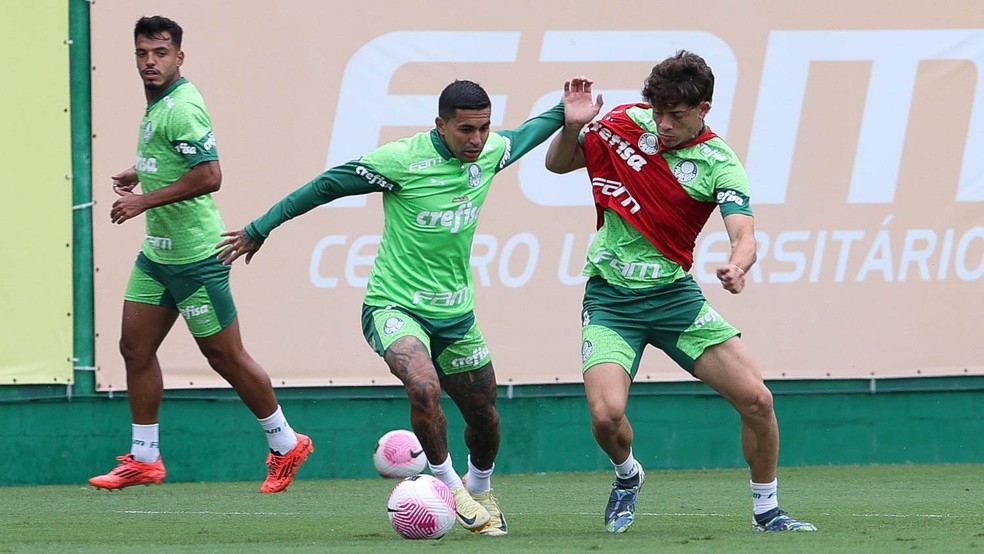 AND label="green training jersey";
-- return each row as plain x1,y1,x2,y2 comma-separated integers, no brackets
247,103,565,318
135,77,223,264
583,105,753,288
